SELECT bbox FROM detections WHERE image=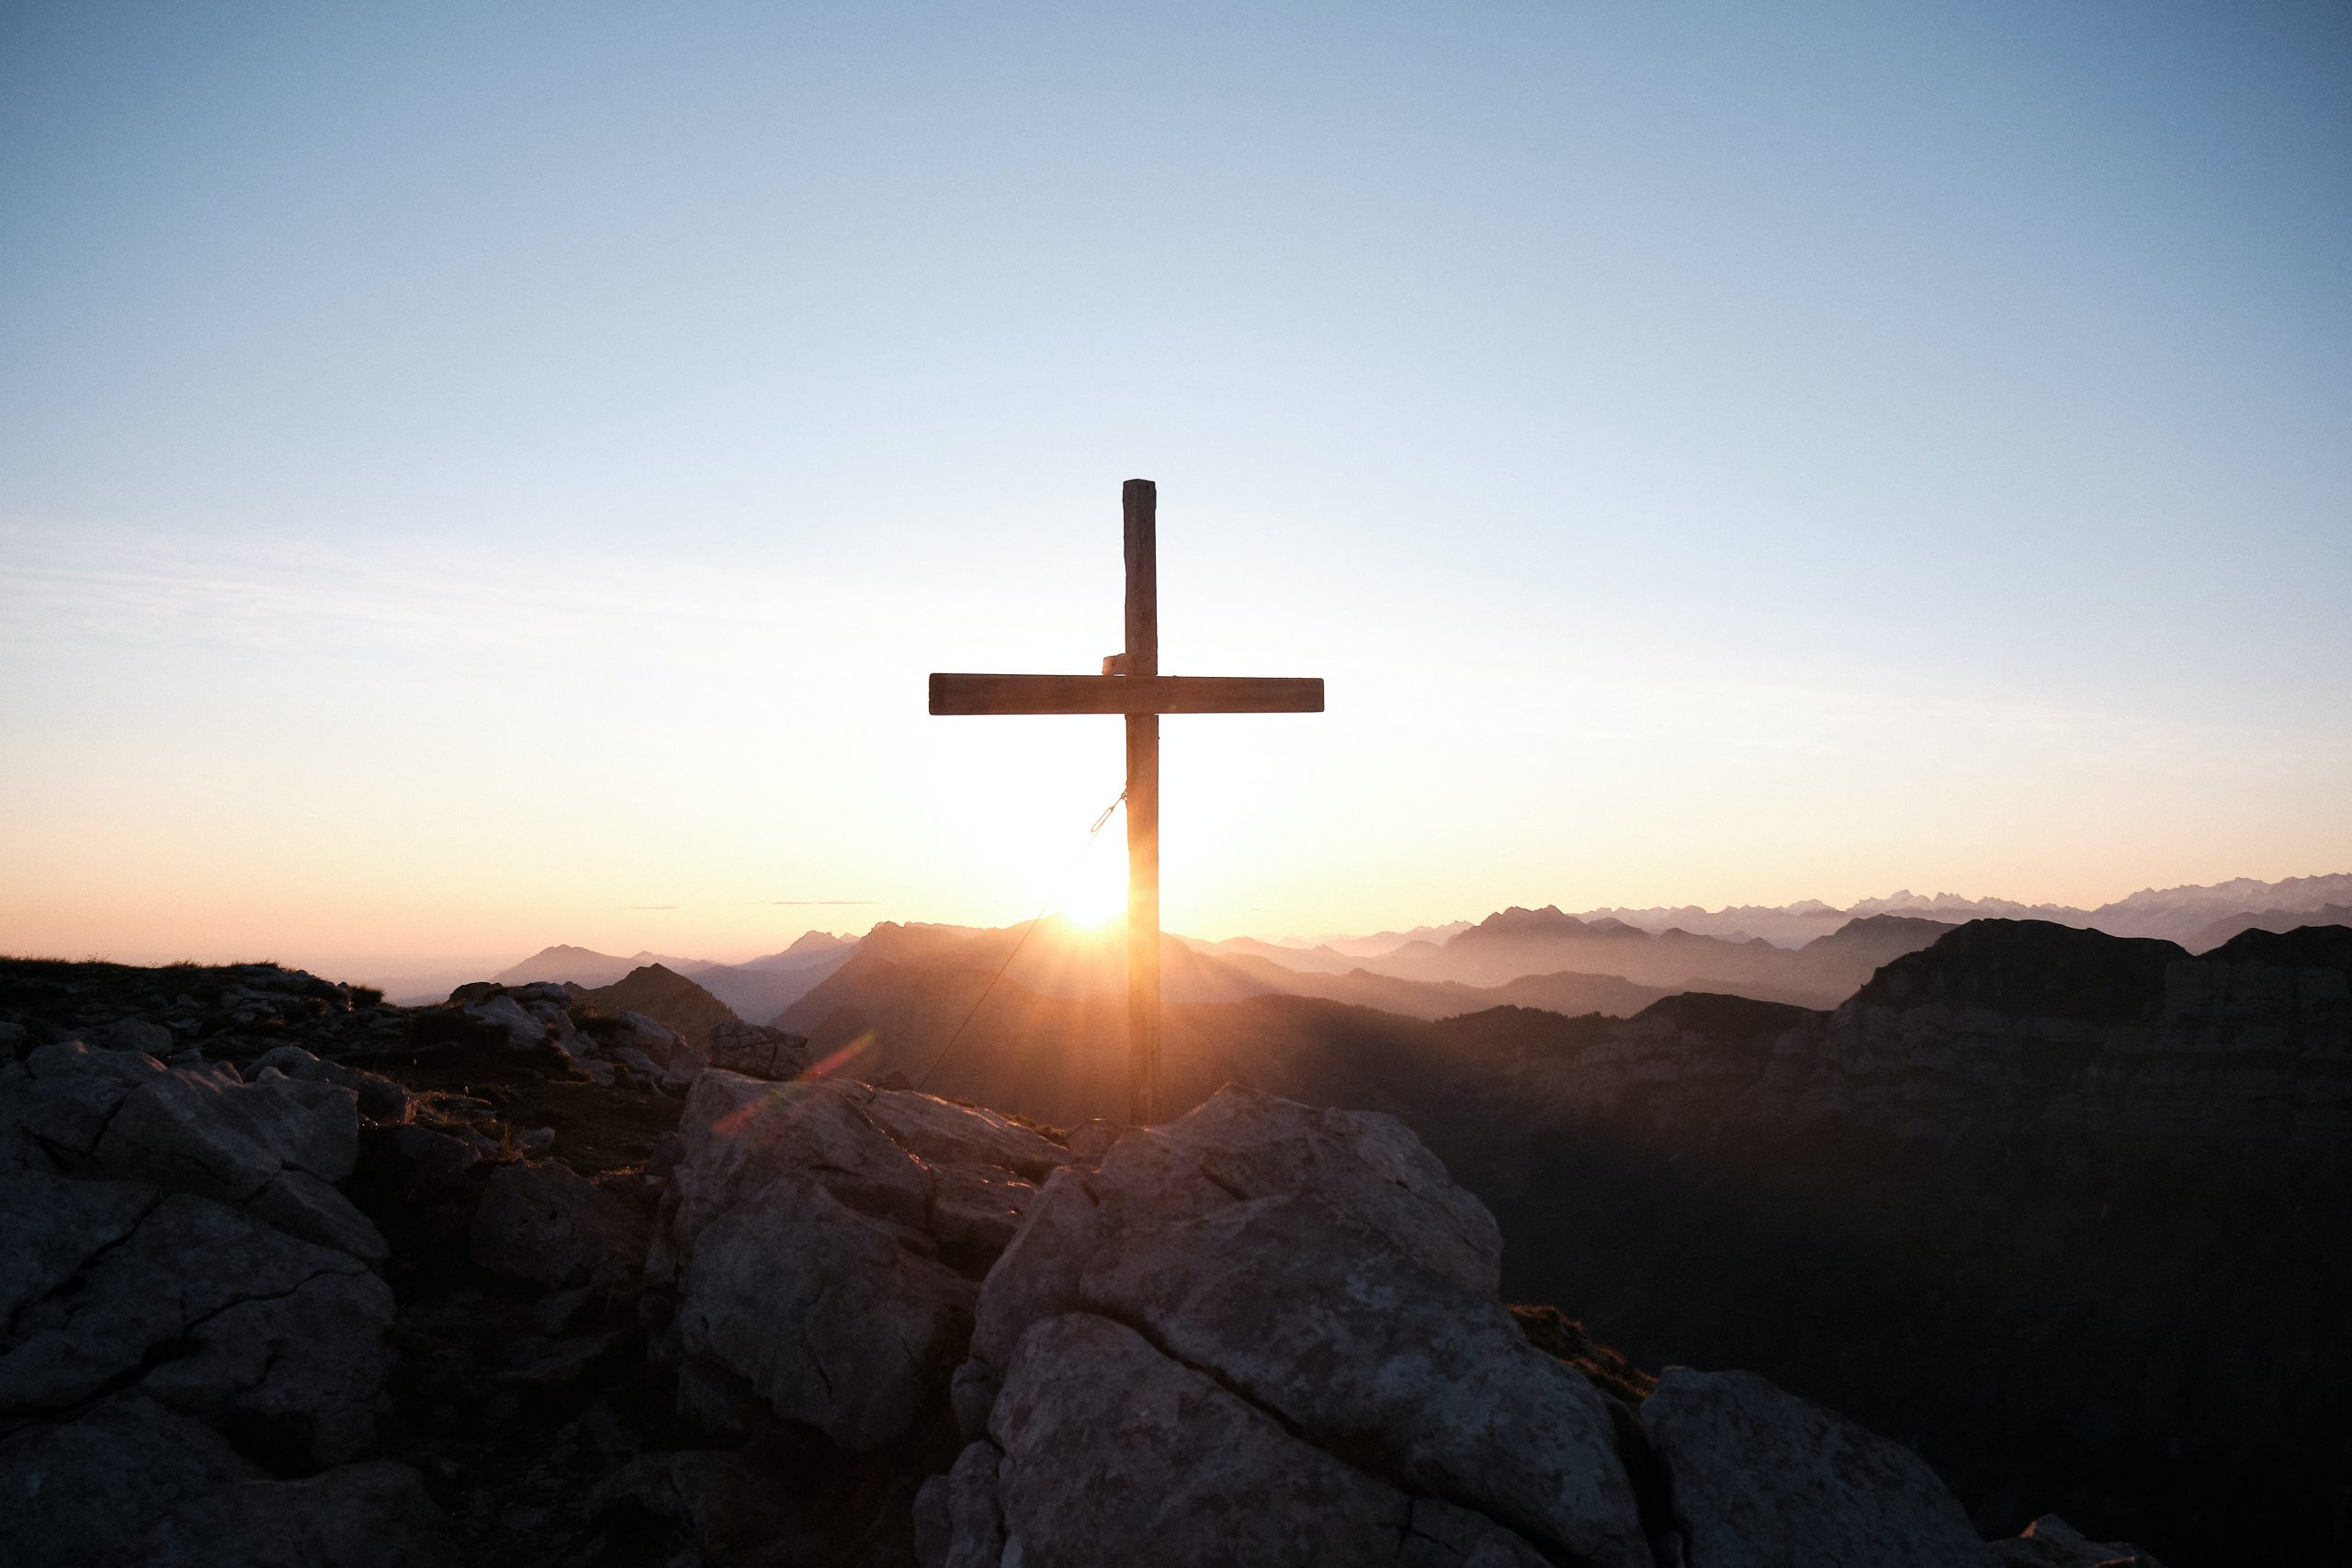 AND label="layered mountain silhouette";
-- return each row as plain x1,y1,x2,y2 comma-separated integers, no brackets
493,931,856,1021
477,871,2349,1032
1567,870,2352,949
1342,905,1955,1000
571,963,741,1053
